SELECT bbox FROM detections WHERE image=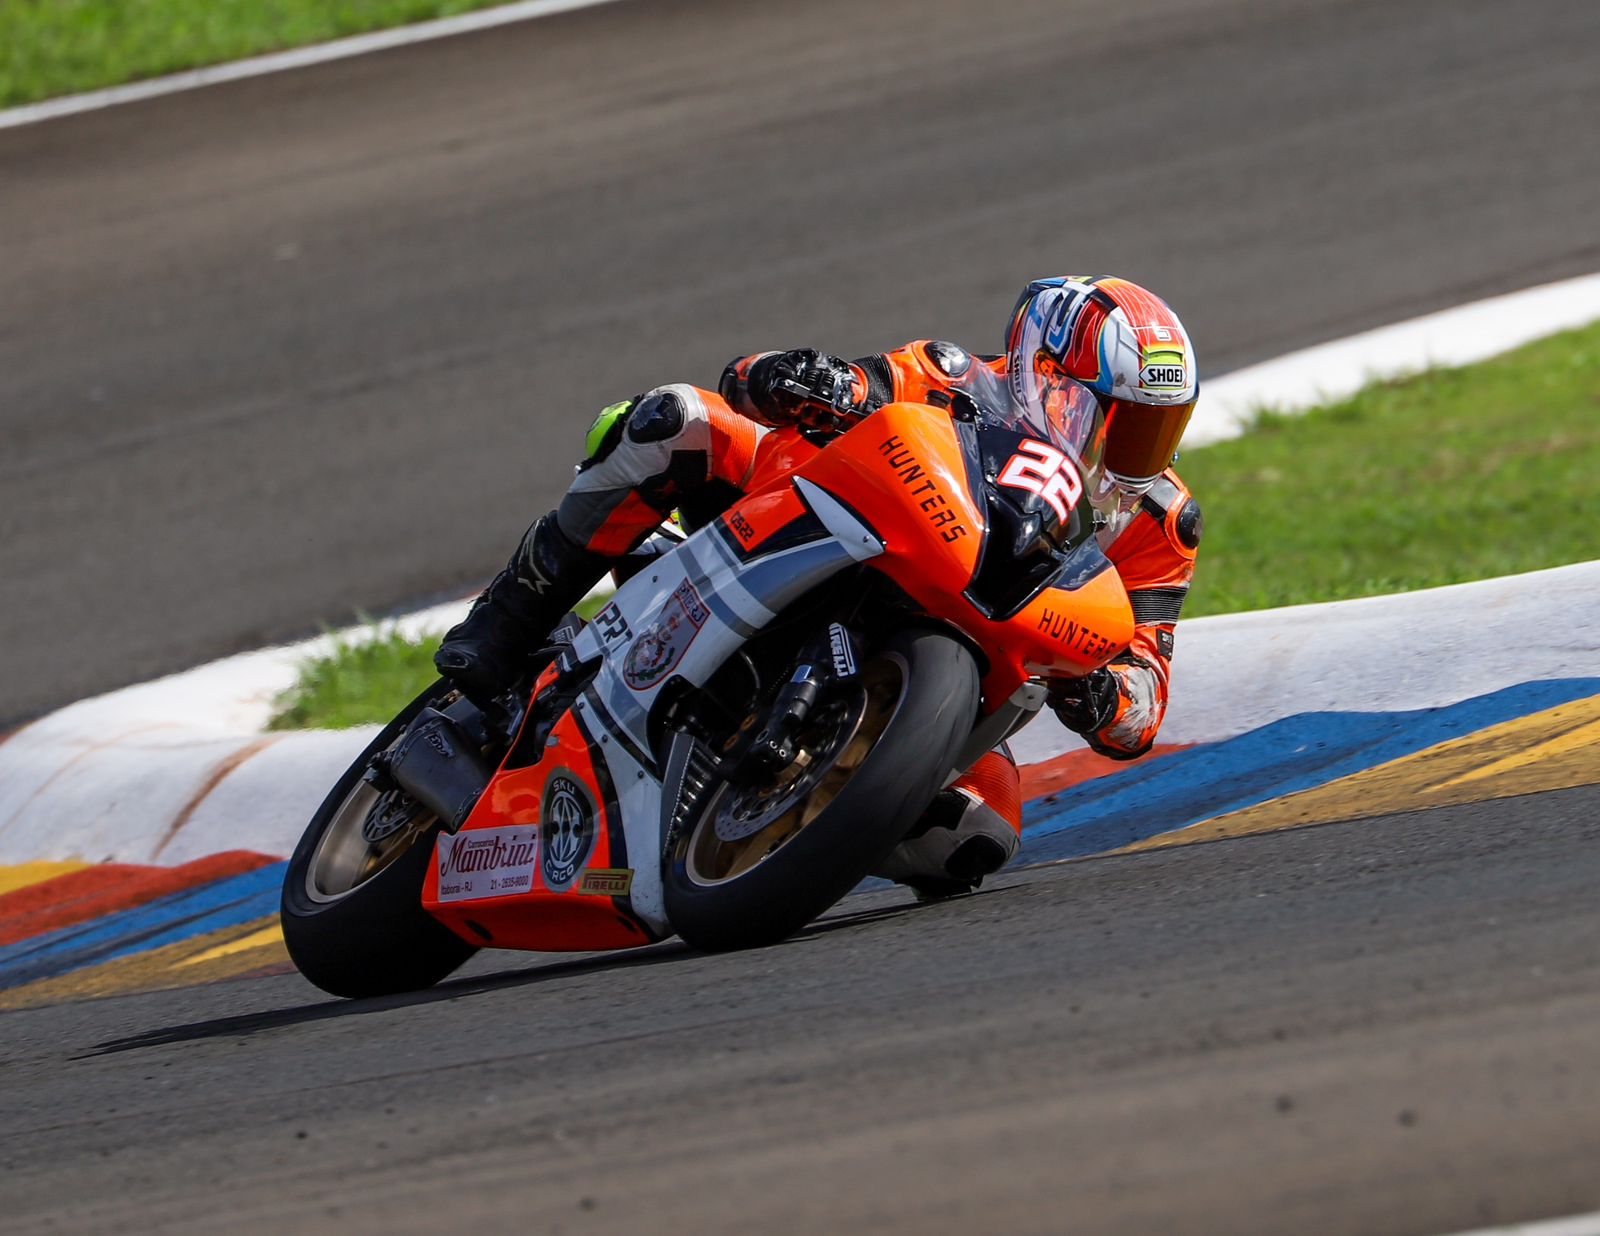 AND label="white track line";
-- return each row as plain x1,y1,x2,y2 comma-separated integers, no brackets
1191,270,1600,446
0,0,629,133
1437,1211,1600,1236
